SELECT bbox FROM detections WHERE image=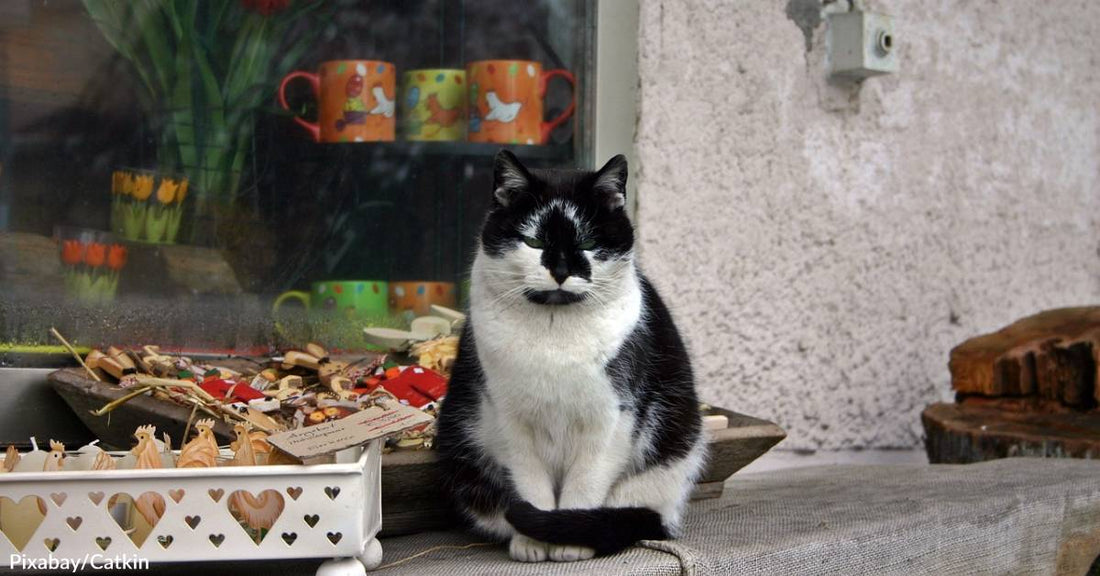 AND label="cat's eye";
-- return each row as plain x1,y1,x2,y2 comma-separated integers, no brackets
522,236,545,249
578,239,597,251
